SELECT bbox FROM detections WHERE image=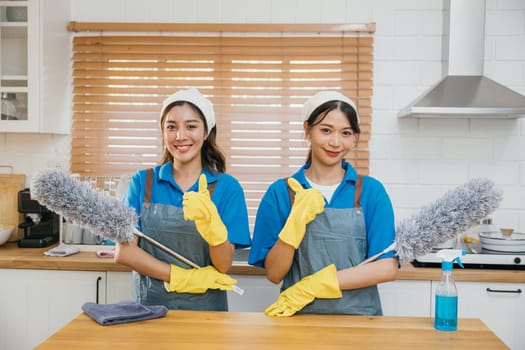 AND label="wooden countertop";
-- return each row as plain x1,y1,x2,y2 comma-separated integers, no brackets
0,242,264,275
0,242,132,272
35,310,507,349
1,242,524,282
